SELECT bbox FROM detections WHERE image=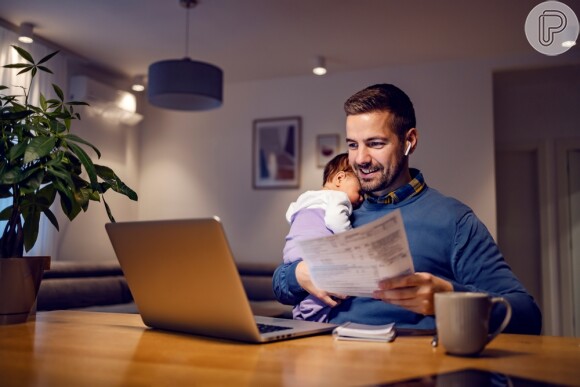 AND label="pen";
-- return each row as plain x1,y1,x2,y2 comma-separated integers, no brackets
431,334,438,347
